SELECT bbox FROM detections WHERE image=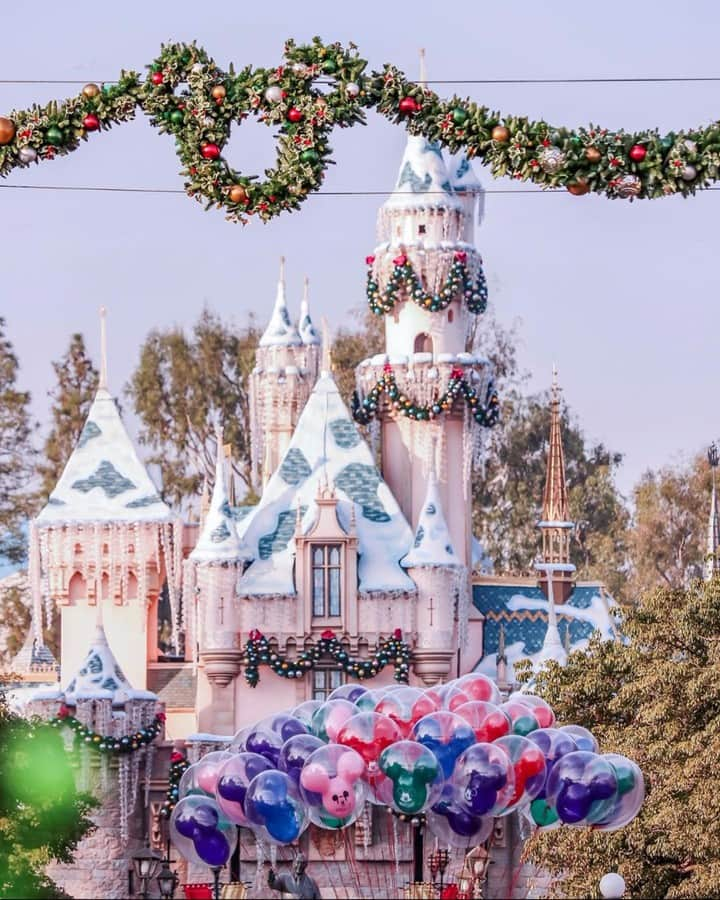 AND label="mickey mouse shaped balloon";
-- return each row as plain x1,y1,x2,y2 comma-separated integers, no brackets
452,742,515,817
300,745,367,829
376,740,443,815
411,712,476,780
244,770,309,845
170,795,237,868
215,752,274,827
